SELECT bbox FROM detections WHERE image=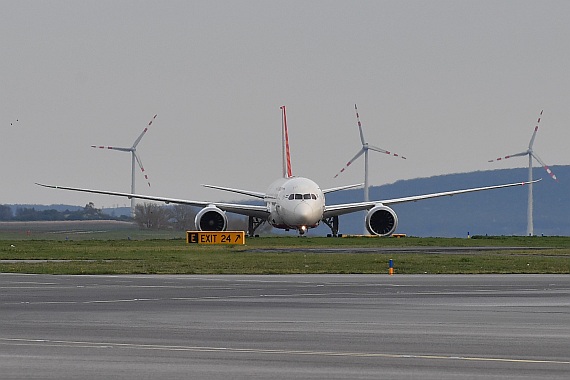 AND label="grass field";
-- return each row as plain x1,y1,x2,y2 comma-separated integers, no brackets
1,221,569,274
0,221,181,240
